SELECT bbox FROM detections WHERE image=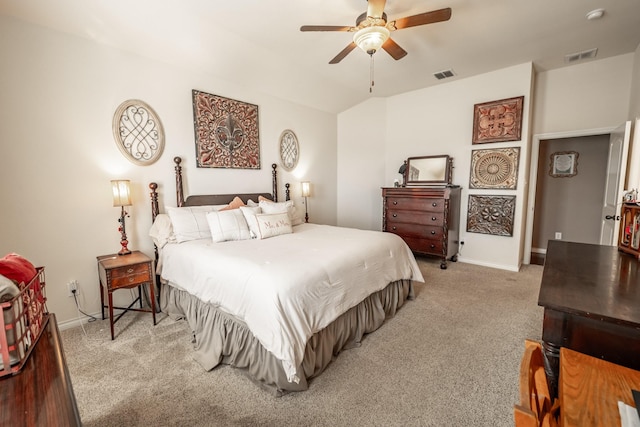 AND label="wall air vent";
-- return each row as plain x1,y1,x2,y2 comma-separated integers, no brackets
433,69,456,80
564,48,598,63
